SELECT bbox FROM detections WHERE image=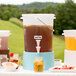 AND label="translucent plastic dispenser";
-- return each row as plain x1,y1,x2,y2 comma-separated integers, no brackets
21,14,55,70
0,30,11,58
63,30,76,67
